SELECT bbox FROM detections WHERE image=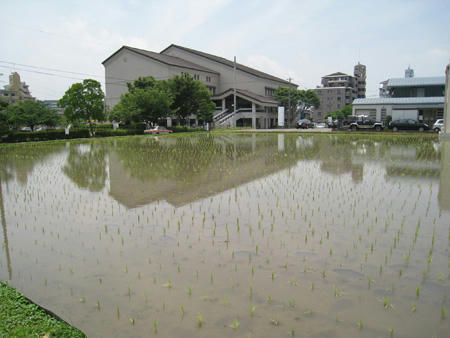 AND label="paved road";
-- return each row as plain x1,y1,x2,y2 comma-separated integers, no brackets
224,128,333,133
